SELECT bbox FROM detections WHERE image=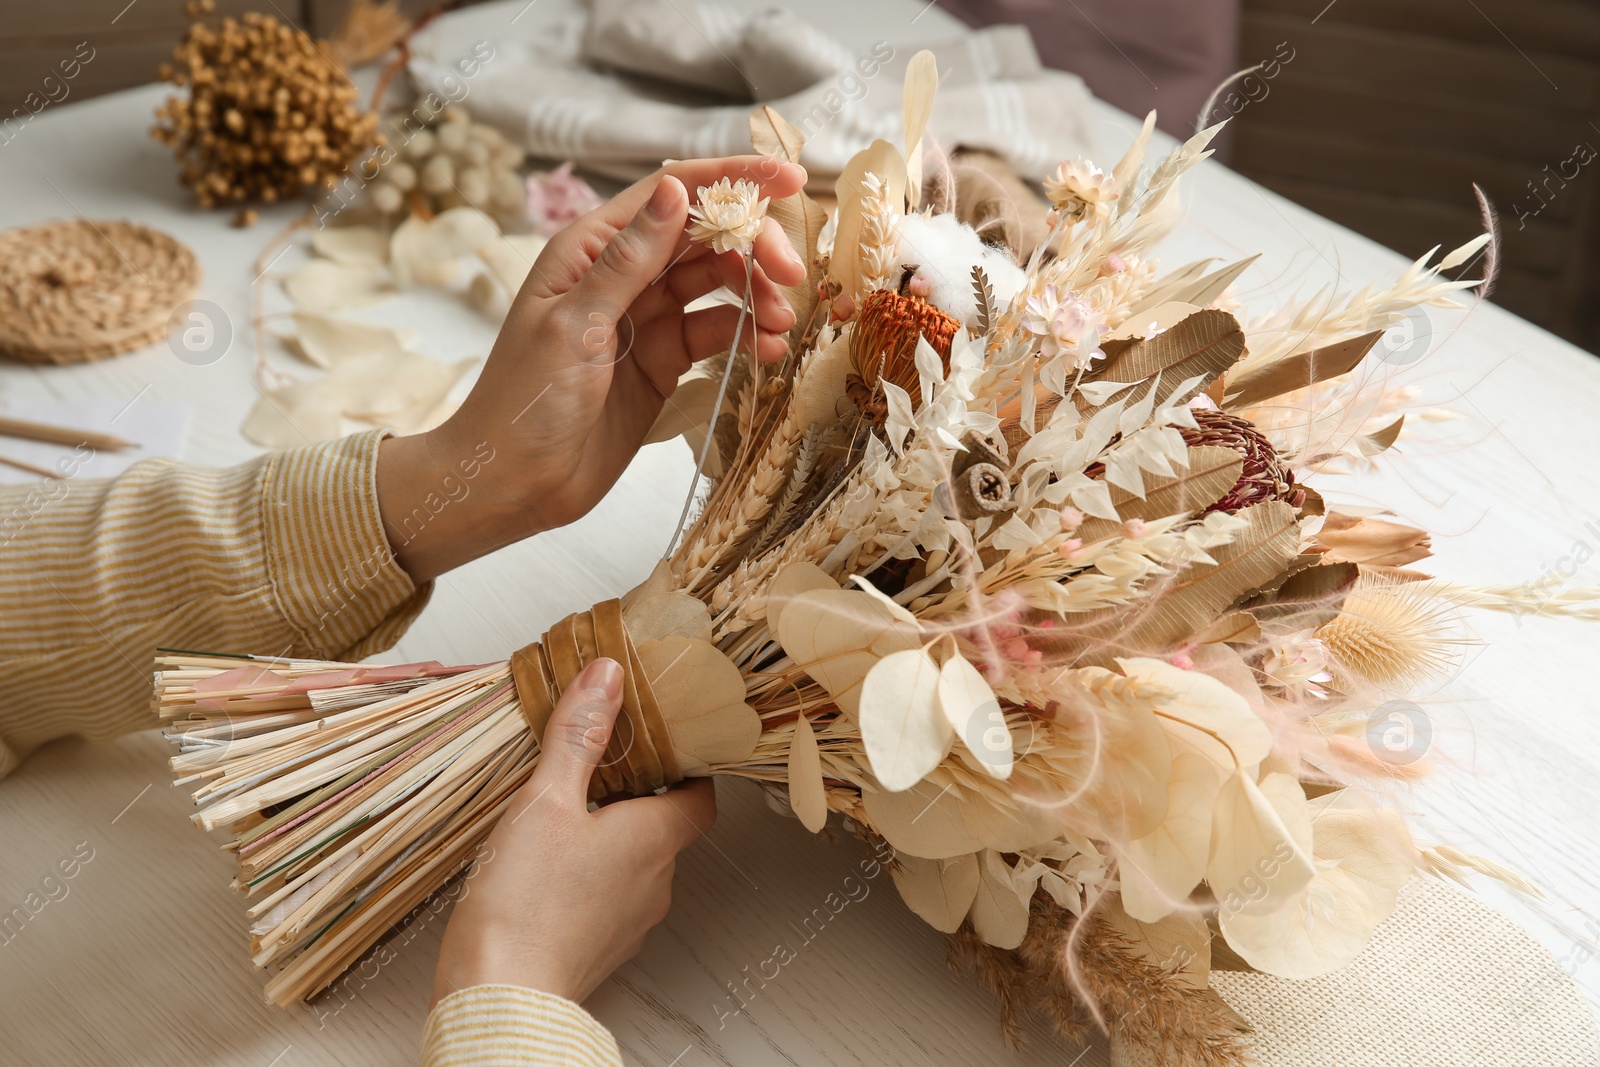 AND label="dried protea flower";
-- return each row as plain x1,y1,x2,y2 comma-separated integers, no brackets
847,288,960,420
1180,408,1305,513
